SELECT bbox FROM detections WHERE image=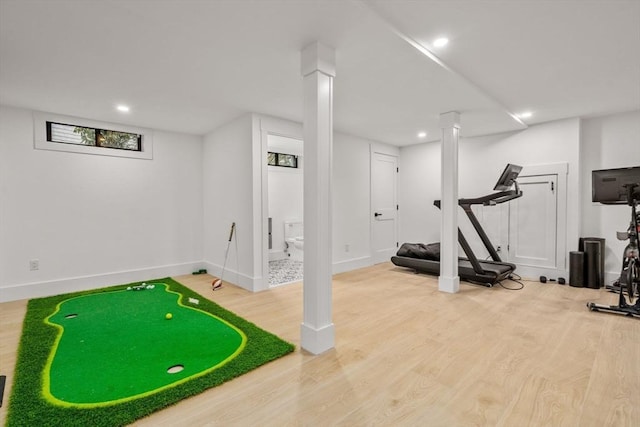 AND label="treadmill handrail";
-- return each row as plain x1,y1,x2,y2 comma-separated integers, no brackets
461,189,522,206
434,187,522,209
